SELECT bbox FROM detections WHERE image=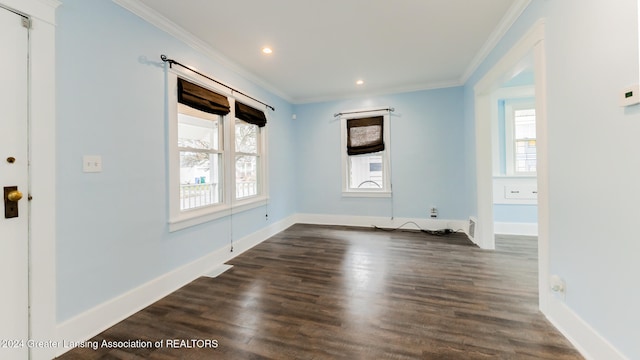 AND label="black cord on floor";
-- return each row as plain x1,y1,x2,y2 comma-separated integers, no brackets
372,221,460,236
